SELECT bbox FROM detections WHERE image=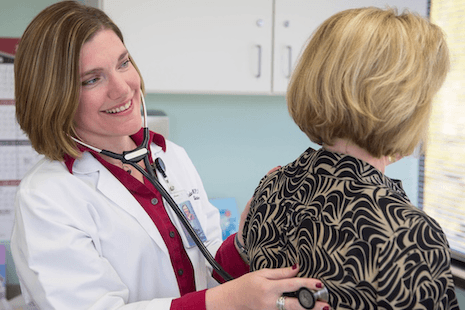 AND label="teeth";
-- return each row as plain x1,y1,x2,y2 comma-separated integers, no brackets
105,101,131,114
